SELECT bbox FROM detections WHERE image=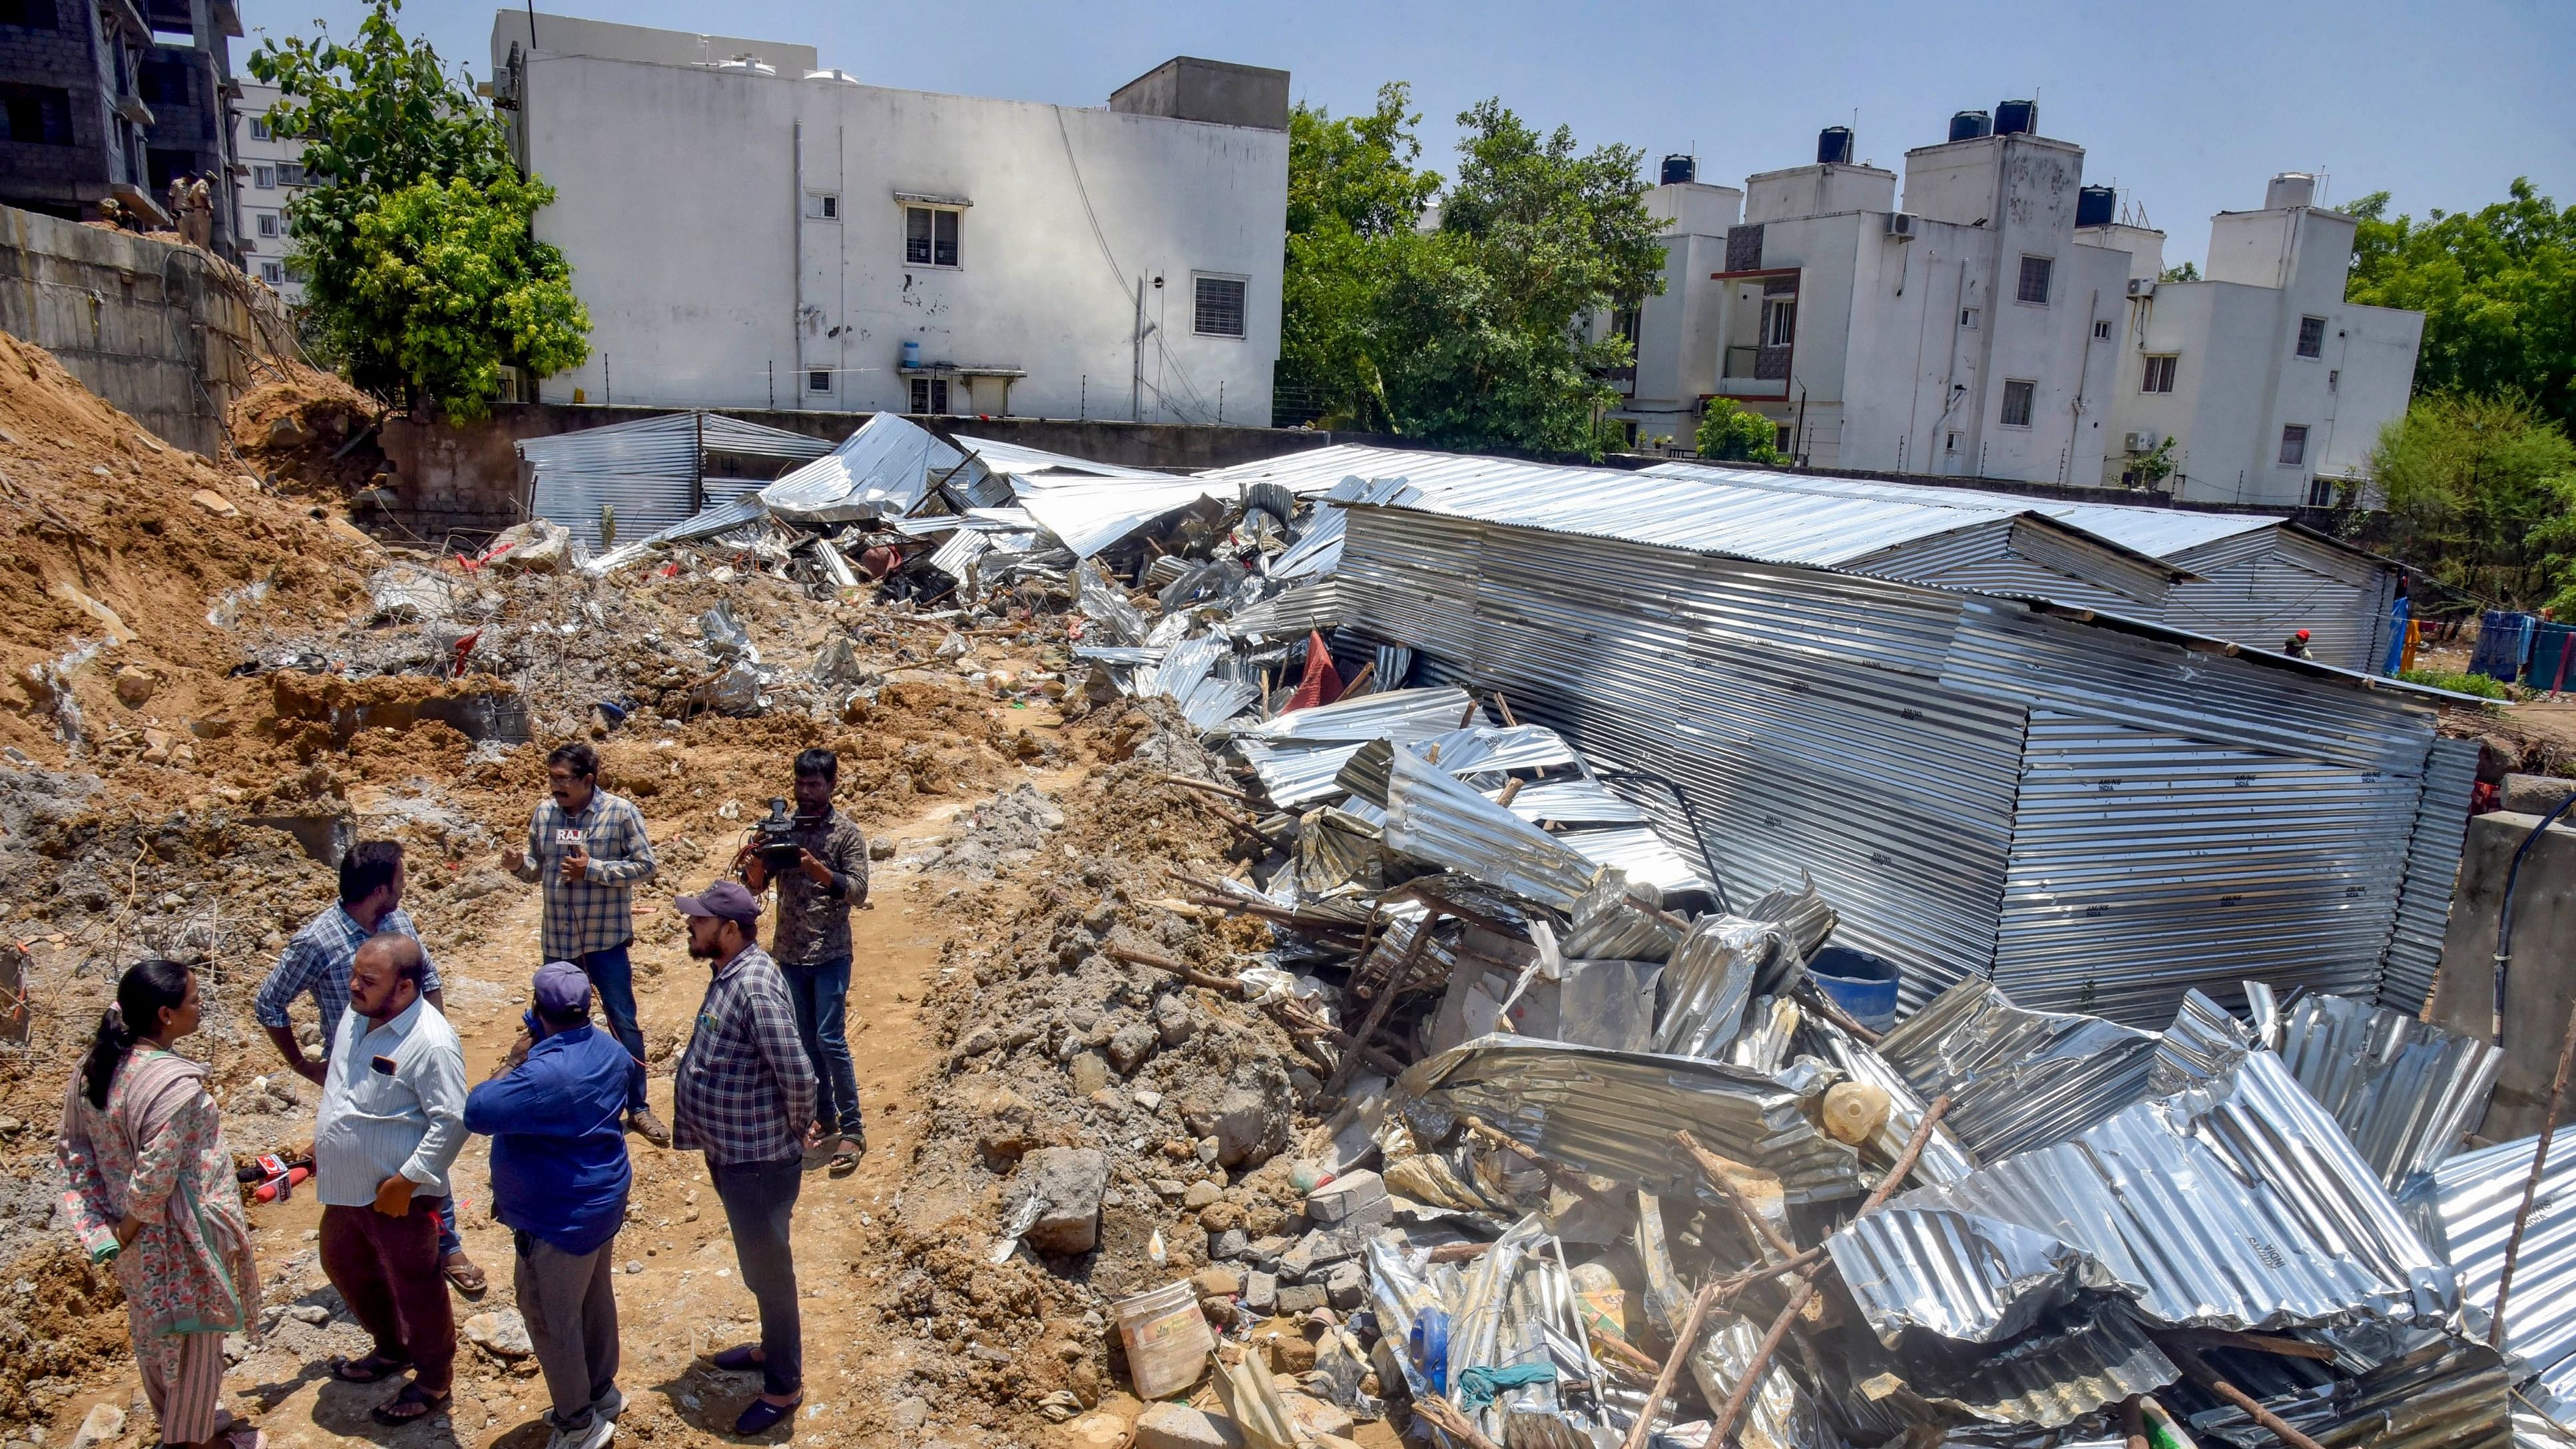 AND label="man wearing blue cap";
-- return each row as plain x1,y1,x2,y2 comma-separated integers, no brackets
668,880,814,1437
465,962,634,1449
